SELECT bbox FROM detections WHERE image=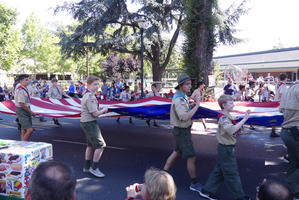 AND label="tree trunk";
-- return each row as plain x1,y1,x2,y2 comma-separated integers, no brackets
152,62,163,82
